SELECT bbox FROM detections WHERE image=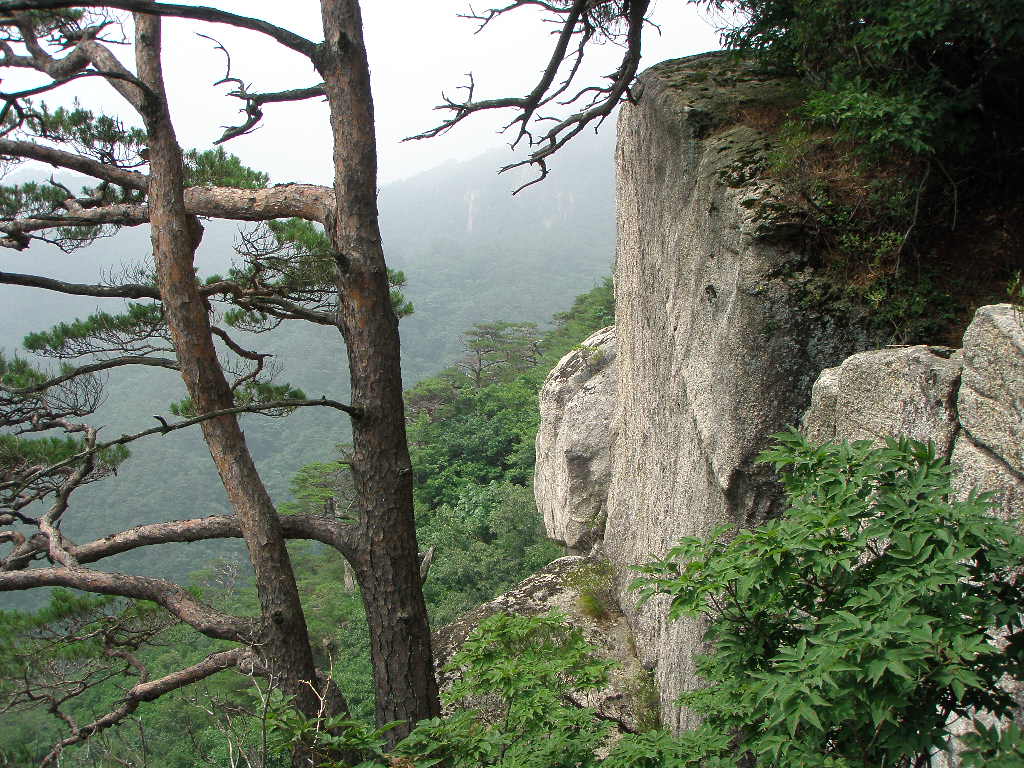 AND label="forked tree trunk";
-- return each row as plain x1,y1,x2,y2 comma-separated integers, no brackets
133,12,325,723
316,0,441,742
